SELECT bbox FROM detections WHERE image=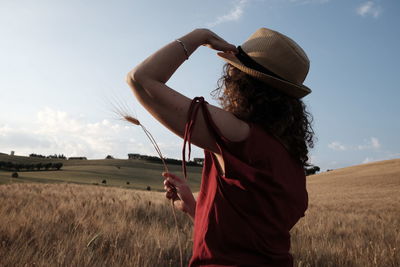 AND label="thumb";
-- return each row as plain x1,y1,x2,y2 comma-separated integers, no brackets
162,172,184,183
